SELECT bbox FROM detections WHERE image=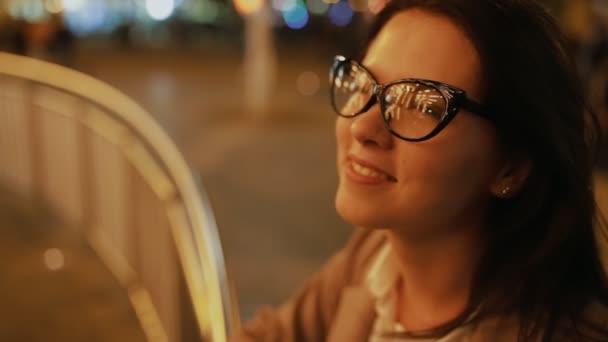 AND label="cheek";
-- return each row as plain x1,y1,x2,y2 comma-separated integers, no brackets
452,121,501,183
394,123,500,213
335,117,351,157
410,148,493,193
431,115,499,173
